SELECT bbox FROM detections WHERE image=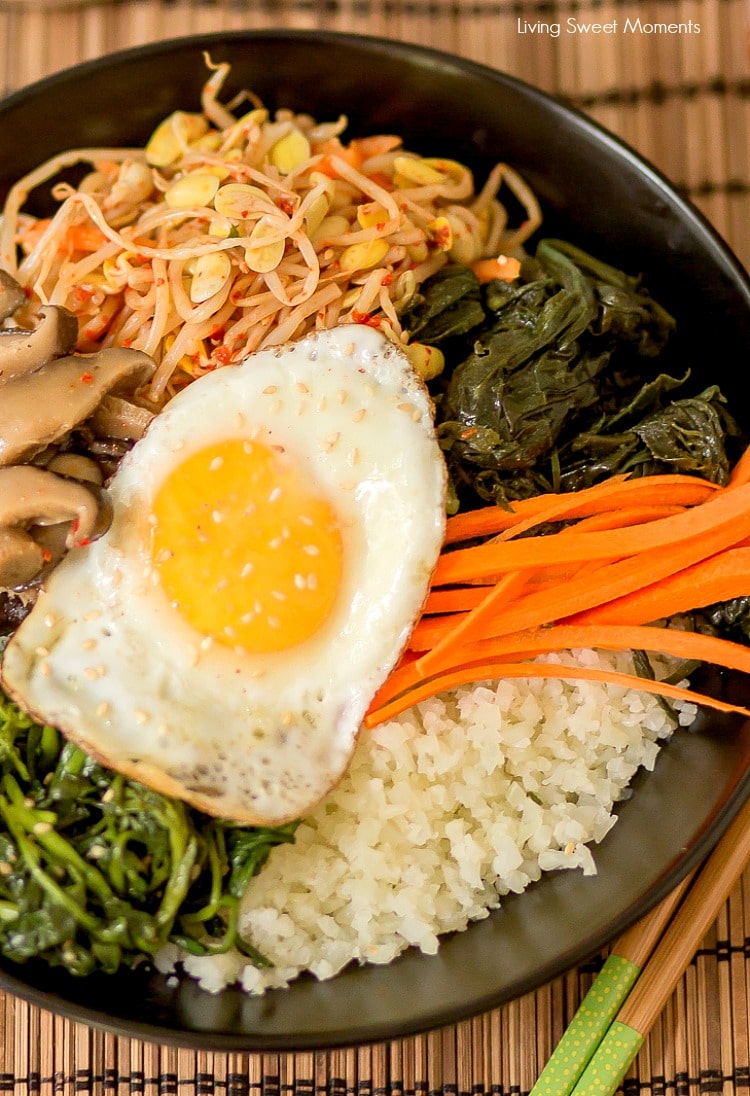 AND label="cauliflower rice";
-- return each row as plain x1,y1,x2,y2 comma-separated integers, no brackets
158,649,695,994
